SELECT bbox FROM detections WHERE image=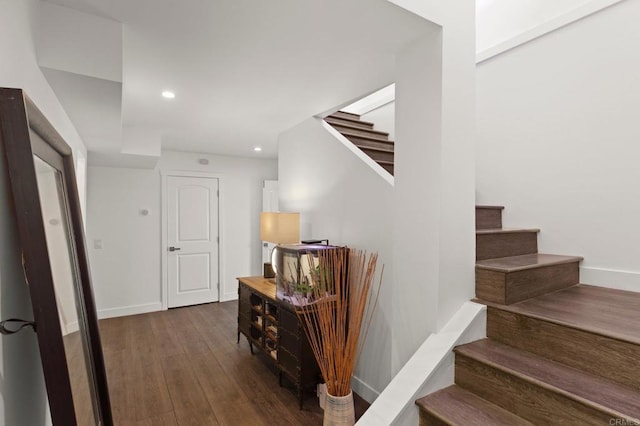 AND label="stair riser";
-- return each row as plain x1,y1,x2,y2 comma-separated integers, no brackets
329,124,388,139
325,116,374,130
360,148,394,163
487,308,640,392
476,208,502,230
342,130,390,142
455,354,616,425
328,111,360,121
476,262,580,304
419,411,448,426
344,135,394,151
476,232,537,261
381,163,394,175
